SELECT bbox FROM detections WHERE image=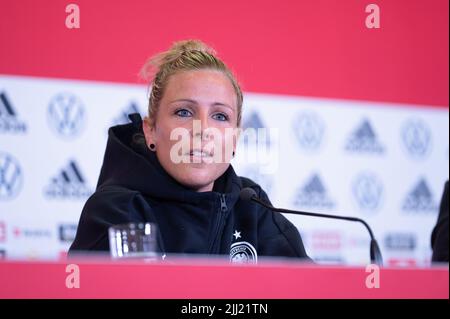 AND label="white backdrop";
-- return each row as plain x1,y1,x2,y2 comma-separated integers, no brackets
0,74,448,266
